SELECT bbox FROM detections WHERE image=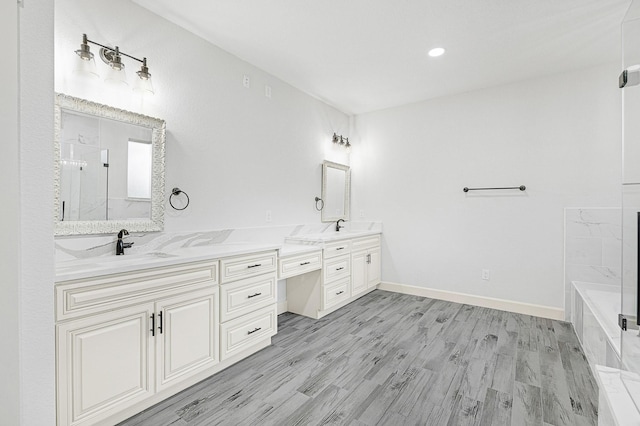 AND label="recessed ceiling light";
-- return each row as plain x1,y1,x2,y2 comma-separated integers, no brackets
428,47,445,57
